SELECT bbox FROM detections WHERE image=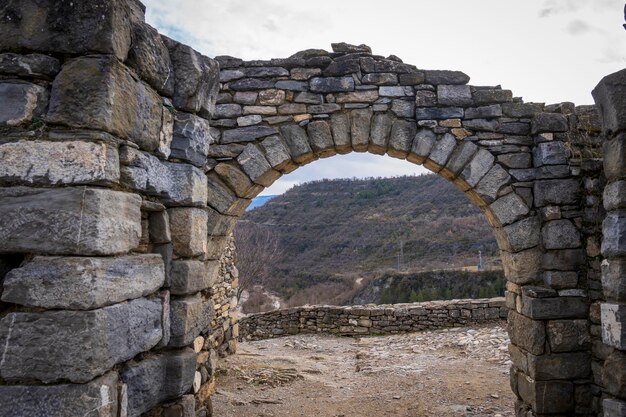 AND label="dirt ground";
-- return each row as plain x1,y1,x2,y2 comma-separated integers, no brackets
212,323,515,417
